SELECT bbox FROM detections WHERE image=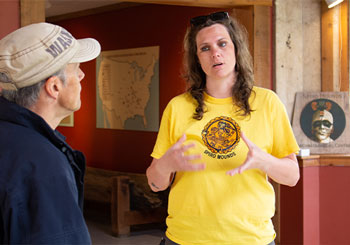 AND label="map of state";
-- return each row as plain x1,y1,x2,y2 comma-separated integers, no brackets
96,46,159,131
